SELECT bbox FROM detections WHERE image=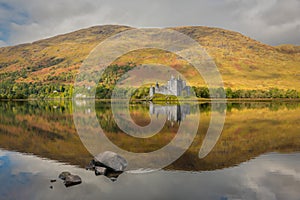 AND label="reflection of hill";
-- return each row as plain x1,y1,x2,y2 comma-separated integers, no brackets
0,101,300,171
0,101,93,166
